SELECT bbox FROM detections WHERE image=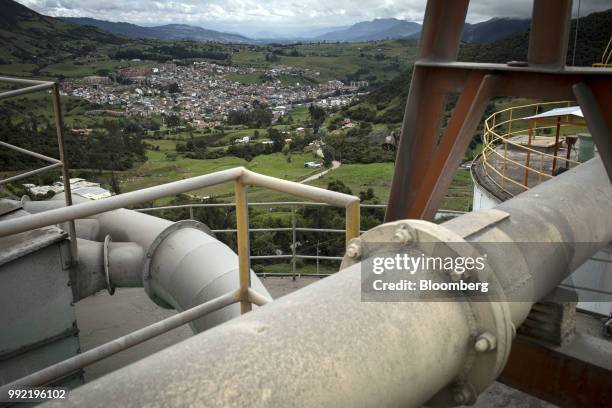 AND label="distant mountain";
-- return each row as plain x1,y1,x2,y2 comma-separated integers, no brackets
59,17,160,39
343,8,612,127
300,25,351,39
459,8,612,65
316,18,421,42
0,0,126,64
61,17,253,43
403,17,531,43
462,18,531,44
